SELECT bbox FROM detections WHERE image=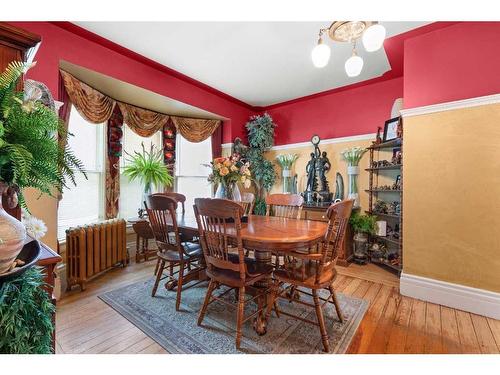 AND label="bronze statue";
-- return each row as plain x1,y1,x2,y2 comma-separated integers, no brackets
316,151,331,192
305,152,317,192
